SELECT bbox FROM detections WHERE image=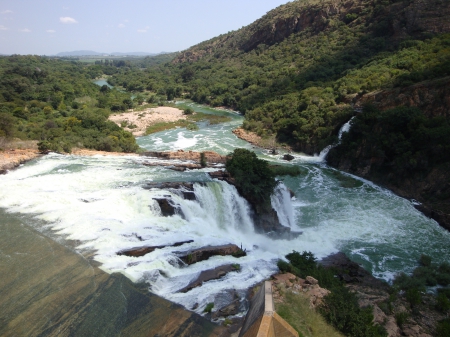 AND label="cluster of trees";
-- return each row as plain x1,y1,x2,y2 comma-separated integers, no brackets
0,55,138,152
225,148,278,212
328,105,450,185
